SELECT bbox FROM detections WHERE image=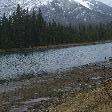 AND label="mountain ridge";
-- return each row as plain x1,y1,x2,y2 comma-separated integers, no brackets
0,0,112,24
